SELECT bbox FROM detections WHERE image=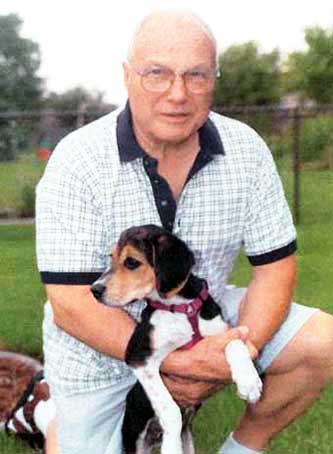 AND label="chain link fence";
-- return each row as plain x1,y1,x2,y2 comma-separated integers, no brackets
214,105,333,224
1,106,333,223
